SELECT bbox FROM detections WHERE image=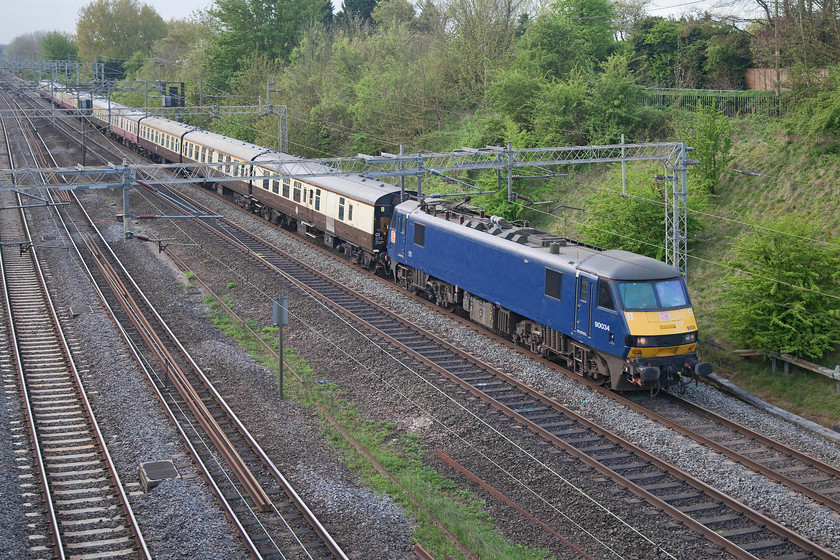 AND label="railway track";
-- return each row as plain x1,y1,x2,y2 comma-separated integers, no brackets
635,393,840,511
138,181,840,560
44,168,346,559
0,90,150,559
3,79,348,559
9,74,840,557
